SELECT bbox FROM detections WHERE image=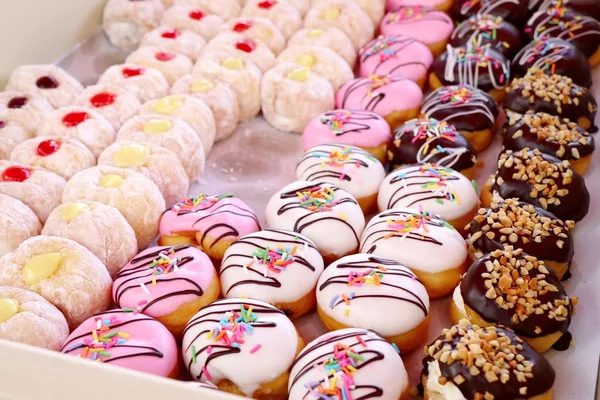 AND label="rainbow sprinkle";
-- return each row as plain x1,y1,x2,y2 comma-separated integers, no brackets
388,5,427,22
149,248,182,276
296,186,339,212
321,147,353,167
69,315,130,362
172,193,233,212
206,304,260,352
246,245,298,274
321,111,352,134
366,75,391,96
439,85,474,105
410,120,458,150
